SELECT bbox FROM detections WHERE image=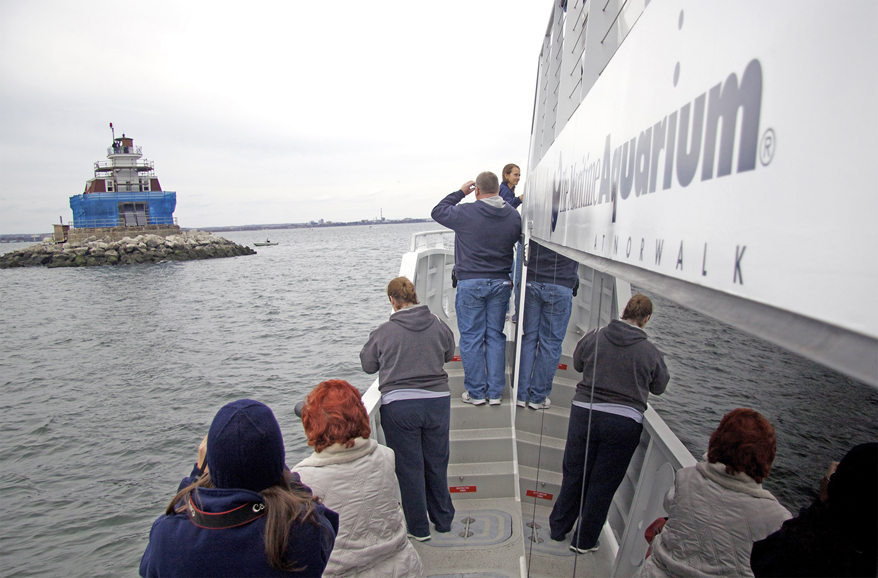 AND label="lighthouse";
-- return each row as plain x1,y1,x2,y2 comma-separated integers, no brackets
66,130,178,243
